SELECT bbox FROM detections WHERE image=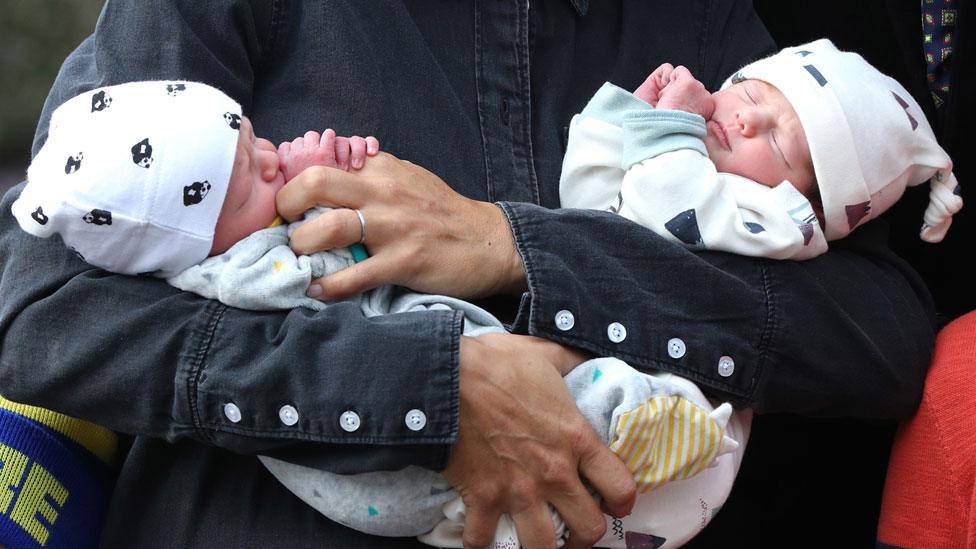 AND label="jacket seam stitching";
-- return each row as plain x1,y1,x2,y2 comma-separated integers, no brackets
266,0,284,64
698,0,712,77
752,259,774,405
500,203,540,333
187,301,226,443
